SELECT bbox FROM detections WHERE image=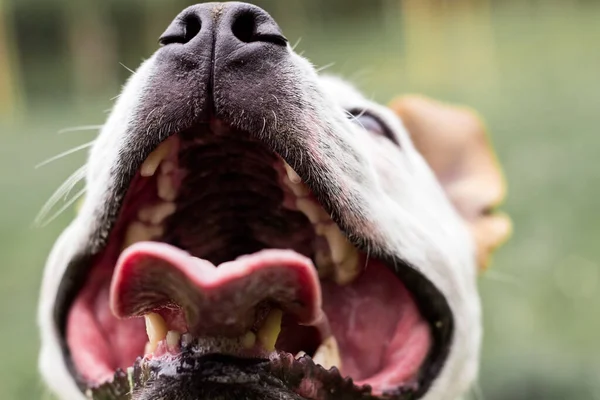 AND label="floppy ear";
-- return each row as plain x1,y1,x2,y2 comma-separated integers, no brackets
390,95,512,271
